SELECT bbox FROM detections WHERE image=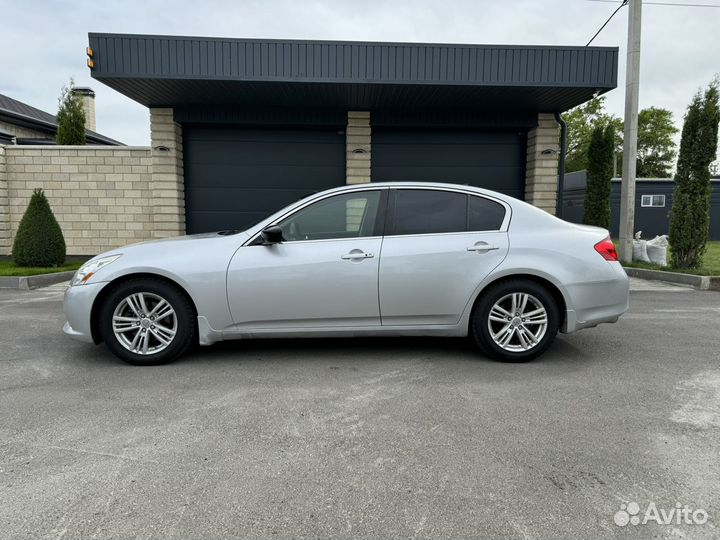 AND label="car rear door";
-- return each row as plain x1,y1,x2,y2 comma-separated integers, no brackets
378,188,509,326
